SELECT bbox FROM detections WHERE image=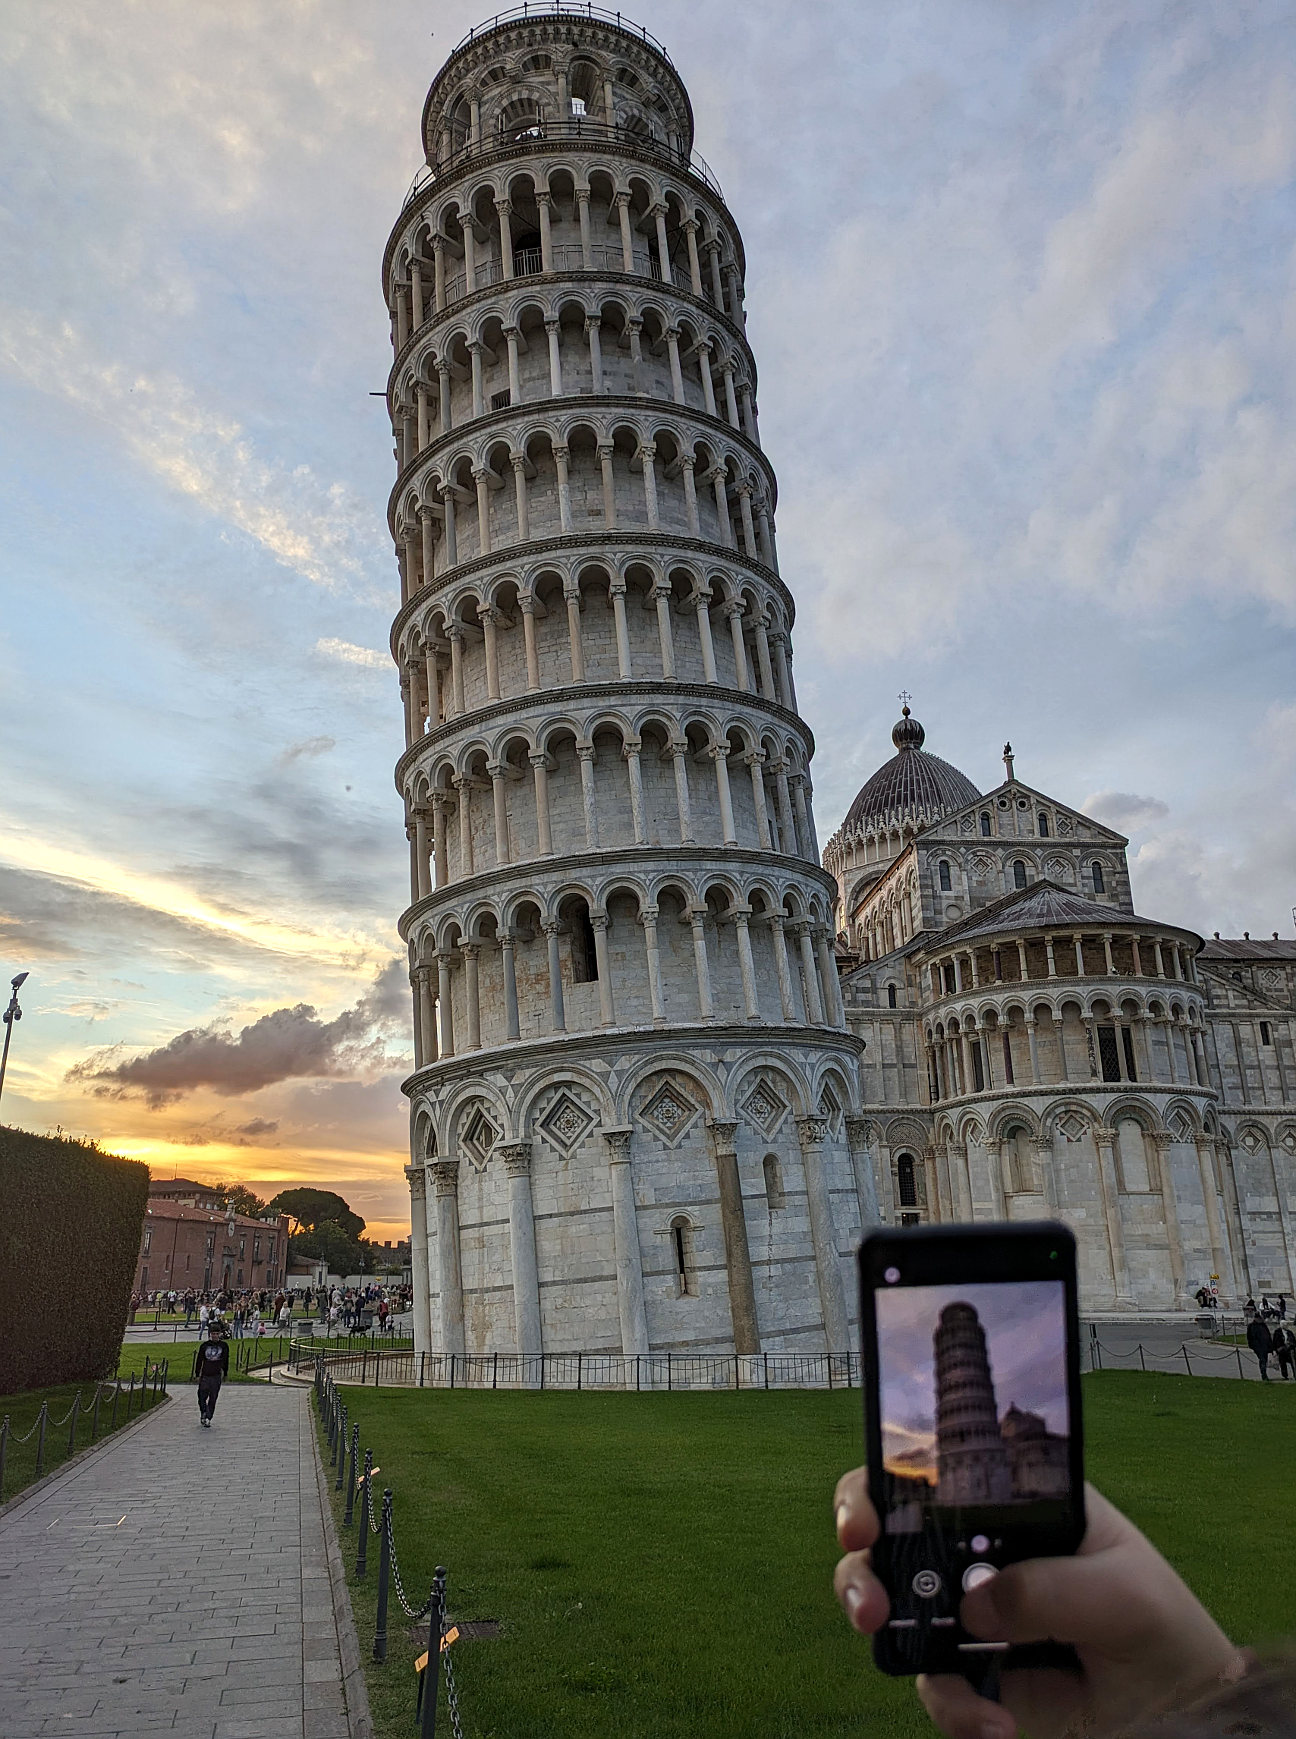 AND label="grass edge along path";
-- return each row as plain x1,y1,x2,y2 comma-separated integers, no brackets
316,1371,1294,1739
0,1371,169,1506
